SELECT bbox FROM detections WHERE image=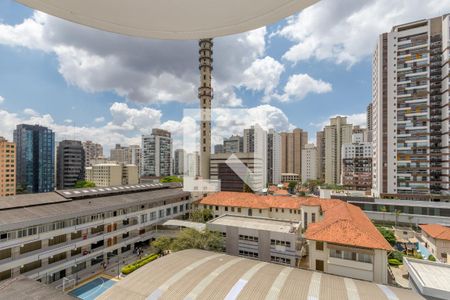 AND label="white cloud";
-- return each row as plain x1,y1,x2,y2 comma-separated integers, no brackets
274,73,332,102
313,113,367,130
94,117,105,123
277,0,450,66
23,108,39,116
64,119,73,124
241,56,285,101
0,12,268,106
0,96,4,104
108,102,161,134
